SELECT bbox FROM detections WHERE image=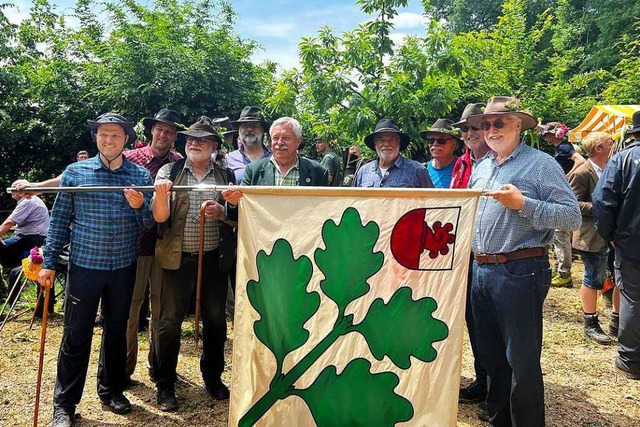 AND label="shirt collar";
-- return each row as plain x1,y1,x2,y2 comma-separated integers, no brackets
184,158,215,175
269,155,299,172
